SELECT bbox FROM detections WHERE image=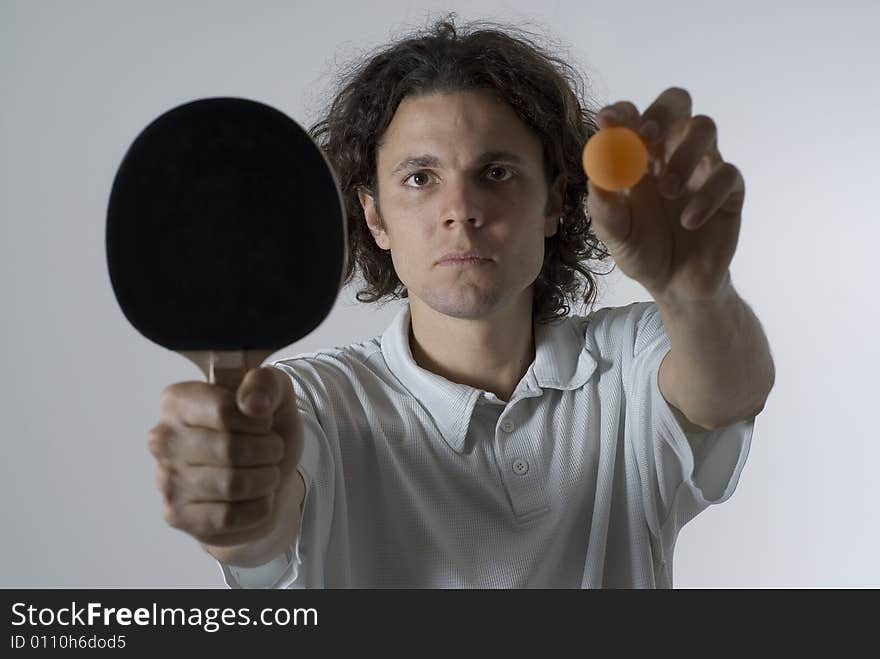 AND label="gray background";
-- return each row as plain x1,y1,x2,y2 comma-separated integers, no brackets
2,0,877,587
